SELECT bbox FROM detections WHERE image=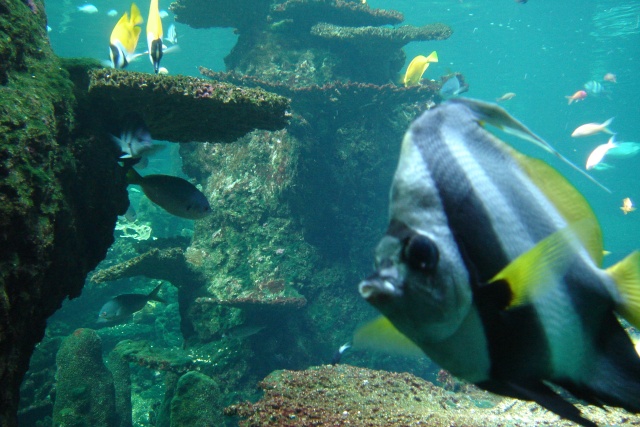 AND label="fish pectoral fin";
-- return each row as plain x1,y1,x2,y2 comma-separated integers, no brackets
352,316,424,357
606,251,640,329
489,224,582,308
